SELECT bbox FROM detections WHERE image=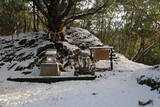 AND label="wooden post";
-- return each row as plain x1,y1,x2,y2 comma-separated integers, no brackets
89,49,93,61
110,48,113,70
